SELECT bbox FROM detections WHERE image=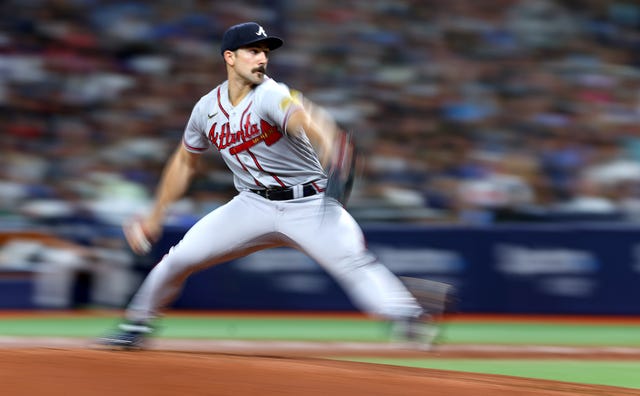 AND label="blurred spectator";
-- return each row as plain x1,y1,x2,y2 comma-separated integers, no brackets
2,0,640,229
0,231,137,308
